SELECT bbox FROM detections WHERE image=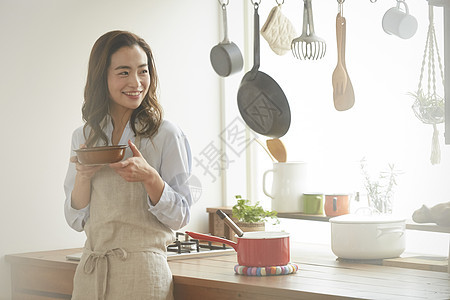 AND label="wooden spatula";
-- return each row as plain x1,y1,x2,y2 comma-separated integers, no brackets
266,138,287,163
332,13,354,111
